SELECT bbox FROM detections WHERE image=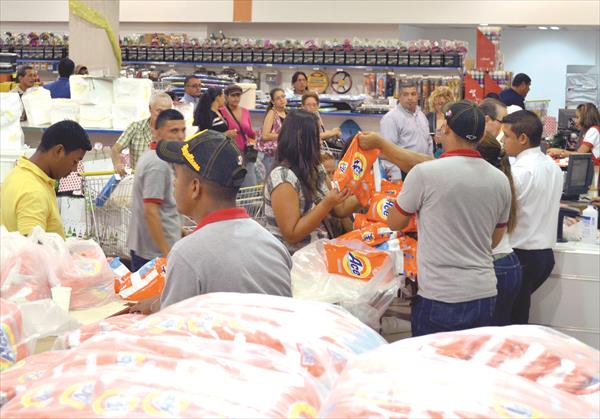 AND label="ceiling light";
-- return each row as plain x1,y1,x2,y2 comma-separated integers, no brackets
550,26,560,30
479,23,489,26
538,26,548,30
